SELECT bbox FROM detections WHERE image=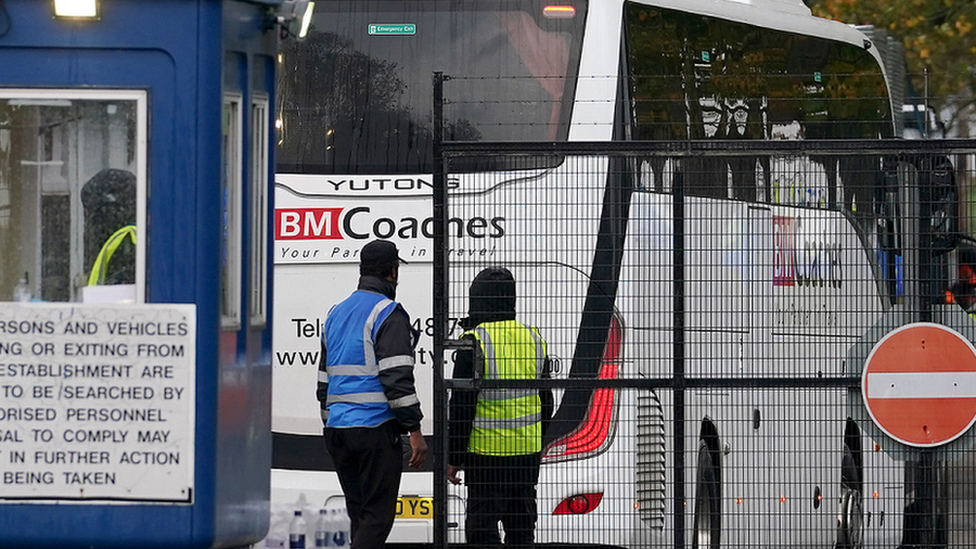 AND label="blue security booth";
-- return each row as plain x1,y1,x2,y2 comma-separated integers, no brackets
0,1,304,547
